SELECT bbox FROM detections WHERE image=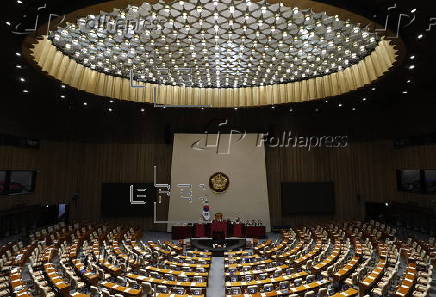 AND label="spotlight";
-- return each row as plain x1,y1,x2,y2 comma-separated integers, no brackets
411,8,416,13
22,89,29,93
5,21,11,26
371,87,376,91
402,90,408,94
60,95,66,99
338,103,342,107
362,97,367,101
141,108,145,112
385,202,389,207
234,107,238,110
289,108,293,112
19,77,25,82
406,79,412,84
352,107,356,111
61,84,66,88
408,65,415,70
15,52,21,57
409,55,415,60
417,33,424,40
315,108,319,112
108,108,113,112
271,106,275,109
83,102,87,106
16,65,22,69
